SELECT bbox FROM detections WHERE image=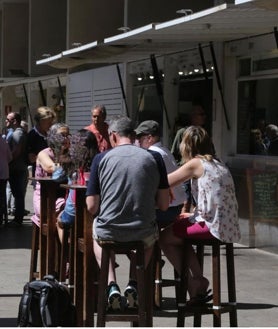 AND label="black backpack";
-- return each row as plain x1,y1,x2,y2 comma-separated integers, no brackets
17,275,76,327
